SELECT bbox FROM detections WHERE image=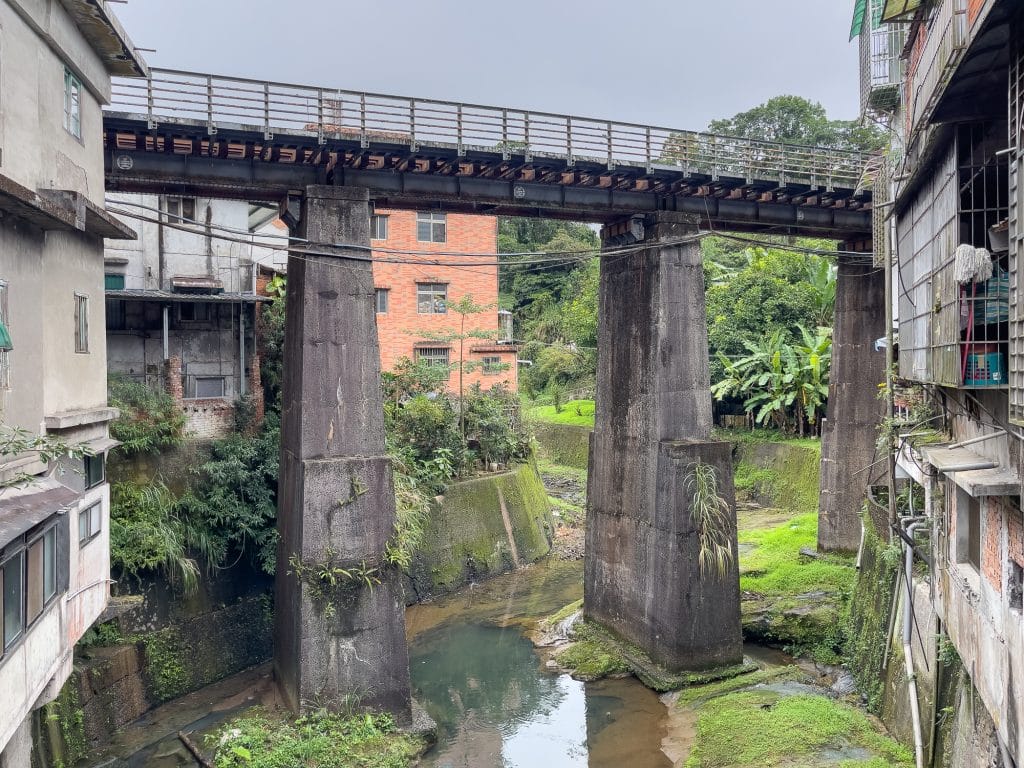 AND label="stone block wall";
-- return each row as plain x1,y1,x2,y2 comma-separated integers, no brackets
182,397,234,439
